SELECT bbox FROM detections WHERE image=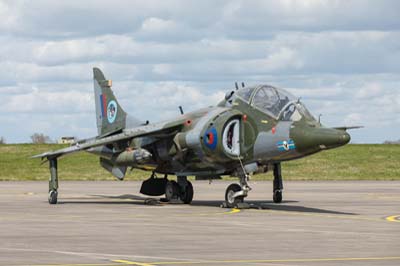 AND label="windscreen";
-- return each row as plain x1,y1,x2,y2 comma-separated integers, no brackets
252,86,296,117
280,102,316,122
